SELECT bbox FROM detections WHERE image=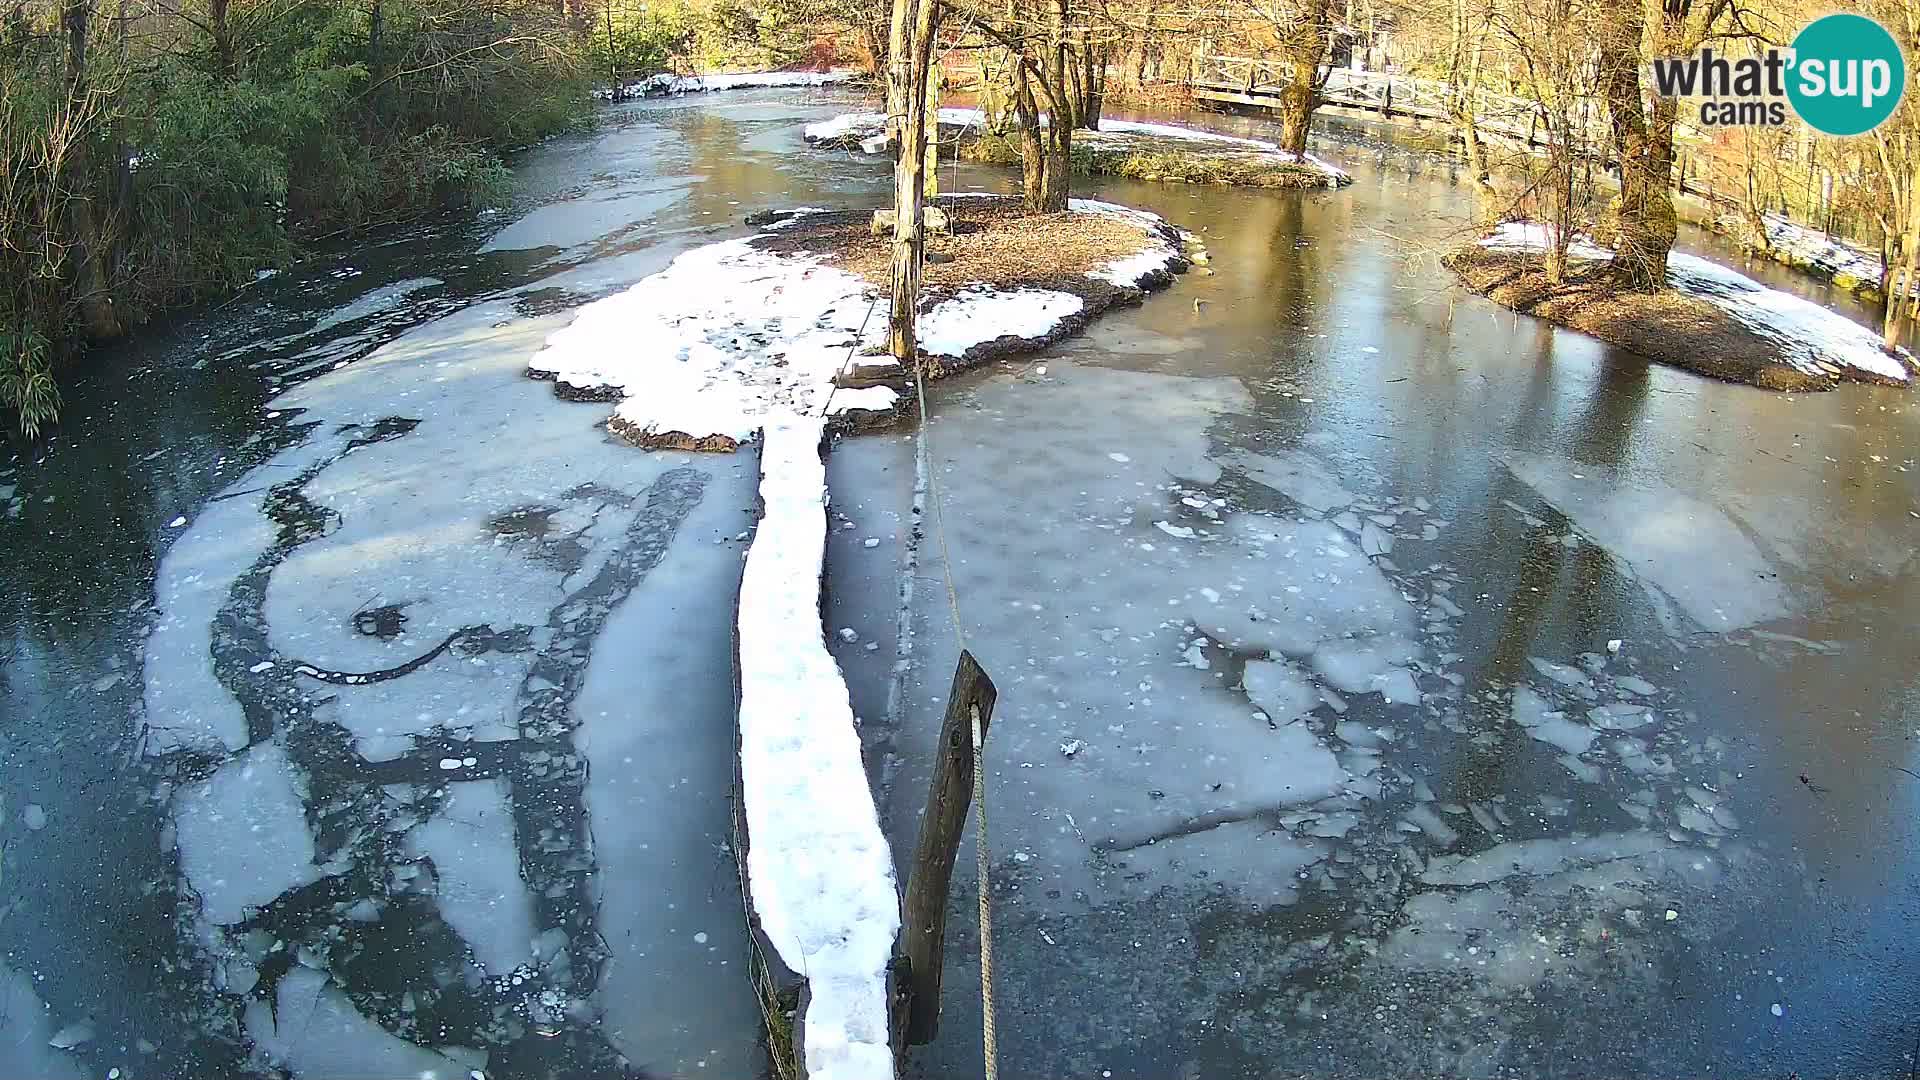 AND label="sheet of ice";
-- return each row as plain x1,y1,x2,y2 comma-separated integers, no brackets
174,741,319,925
1242,658,1318,722
899,365,1375,906
0,965,85,1080
405,779,533,978
737,420,898,1080
1420,831,1671,887
1479,221,1909,383
245,965,480,1079
1504,452,1791,631
1310,635,1420,703
1105,820,1324,904
1512,686,1598,755
574,457,763,1074
918,288,1084,358
143,465,302,753
311,277,442,334
1223,448,1357,514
